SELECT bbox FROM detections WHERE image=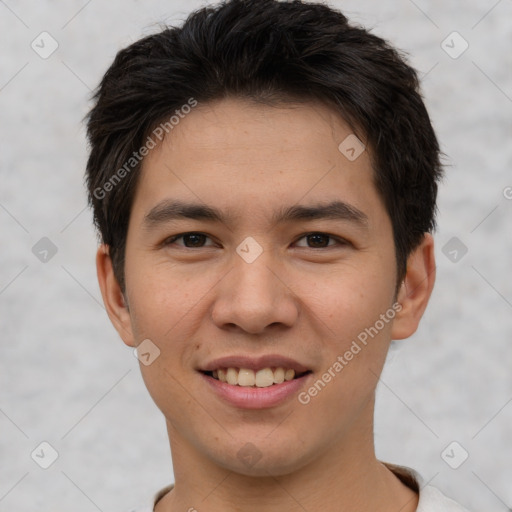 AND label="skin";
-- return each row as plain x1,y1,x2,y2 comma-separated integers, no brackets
97,97,435,512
